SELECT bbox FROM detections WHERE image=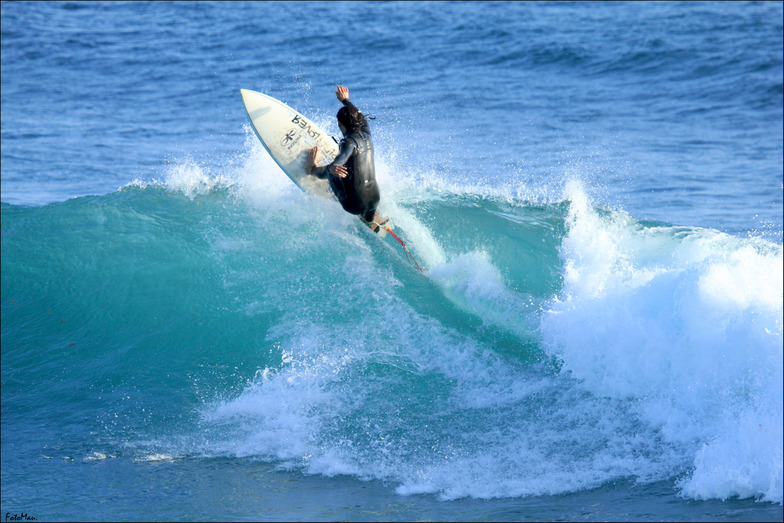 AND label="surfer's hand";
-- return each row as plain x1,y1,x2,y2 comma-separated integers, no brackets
330,164,348,178
307,146,318,173
335,85,349,102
